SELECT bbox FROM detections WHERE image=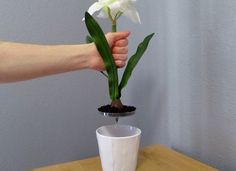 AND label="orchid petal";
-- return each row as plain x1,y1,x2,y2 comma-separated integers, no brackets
108,2,122,18
83,2,104,21
108,1,121,11
119,1,141,24
88,2,104,15
85,0,141,24
123,8,141,24
97,9,108,18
